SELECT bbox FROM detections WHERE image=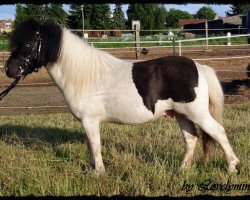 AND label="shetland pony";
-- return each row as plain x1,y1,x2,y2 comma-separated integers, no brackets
5,20,239,173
